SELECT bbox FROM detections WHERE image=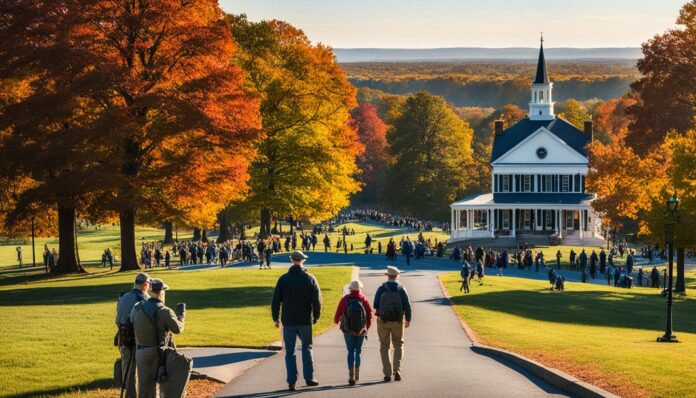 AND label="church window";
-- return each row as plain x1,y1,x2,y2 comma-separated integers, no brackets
502,175,510,192
561,175,570,192
545,211,553,229
523,175,531,192
544,175,552,191
538,91,544,101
